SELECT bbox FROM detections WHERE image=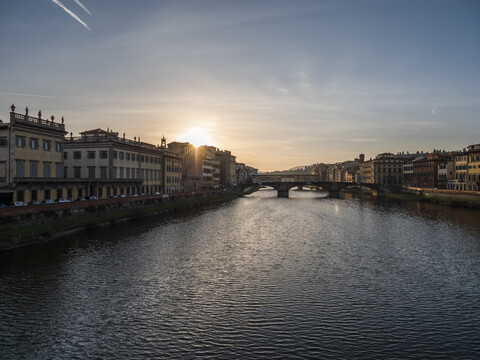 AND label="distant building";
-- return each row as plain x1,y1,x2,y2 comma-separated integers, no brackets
467,144,480,191
168,141,202,192
438,161,455,189
236,162,247,184
216,149,237,186
359,159,374,184
412,153,451,189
